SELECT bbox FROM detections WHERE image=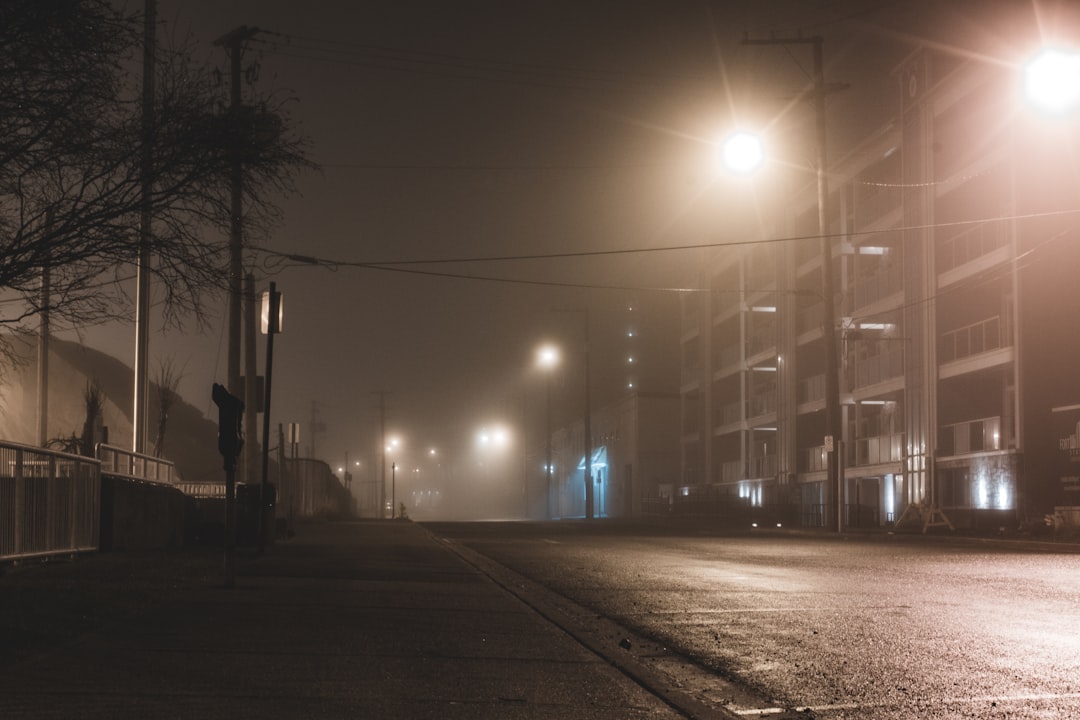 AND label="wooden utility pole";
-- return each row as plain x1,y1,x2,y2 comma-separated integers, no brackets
743,33,844,532
215,26,261,399
244,274,259,485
